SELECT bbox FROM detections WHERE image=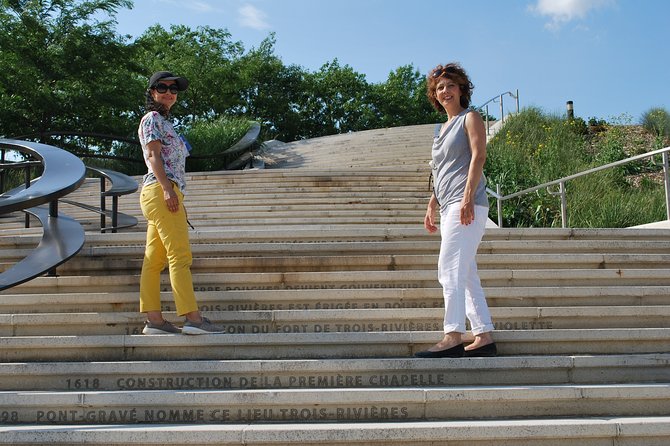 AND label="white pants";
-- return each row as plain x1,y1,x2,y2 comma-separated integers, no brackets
438,204,494,335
